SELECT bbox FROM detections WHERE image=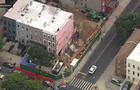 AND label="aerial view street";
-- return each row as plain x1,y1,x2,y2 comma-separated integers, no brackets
0,0,140,90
